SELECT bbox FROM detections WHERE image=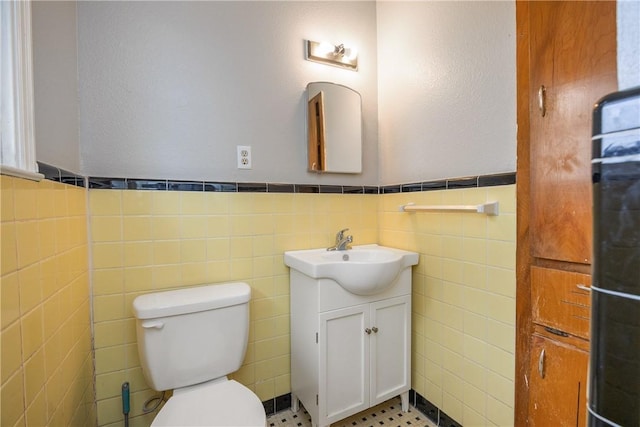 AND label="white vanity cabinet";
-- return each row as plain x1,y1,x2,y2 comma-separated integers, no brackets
289,263,414,427
320,295,411,424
